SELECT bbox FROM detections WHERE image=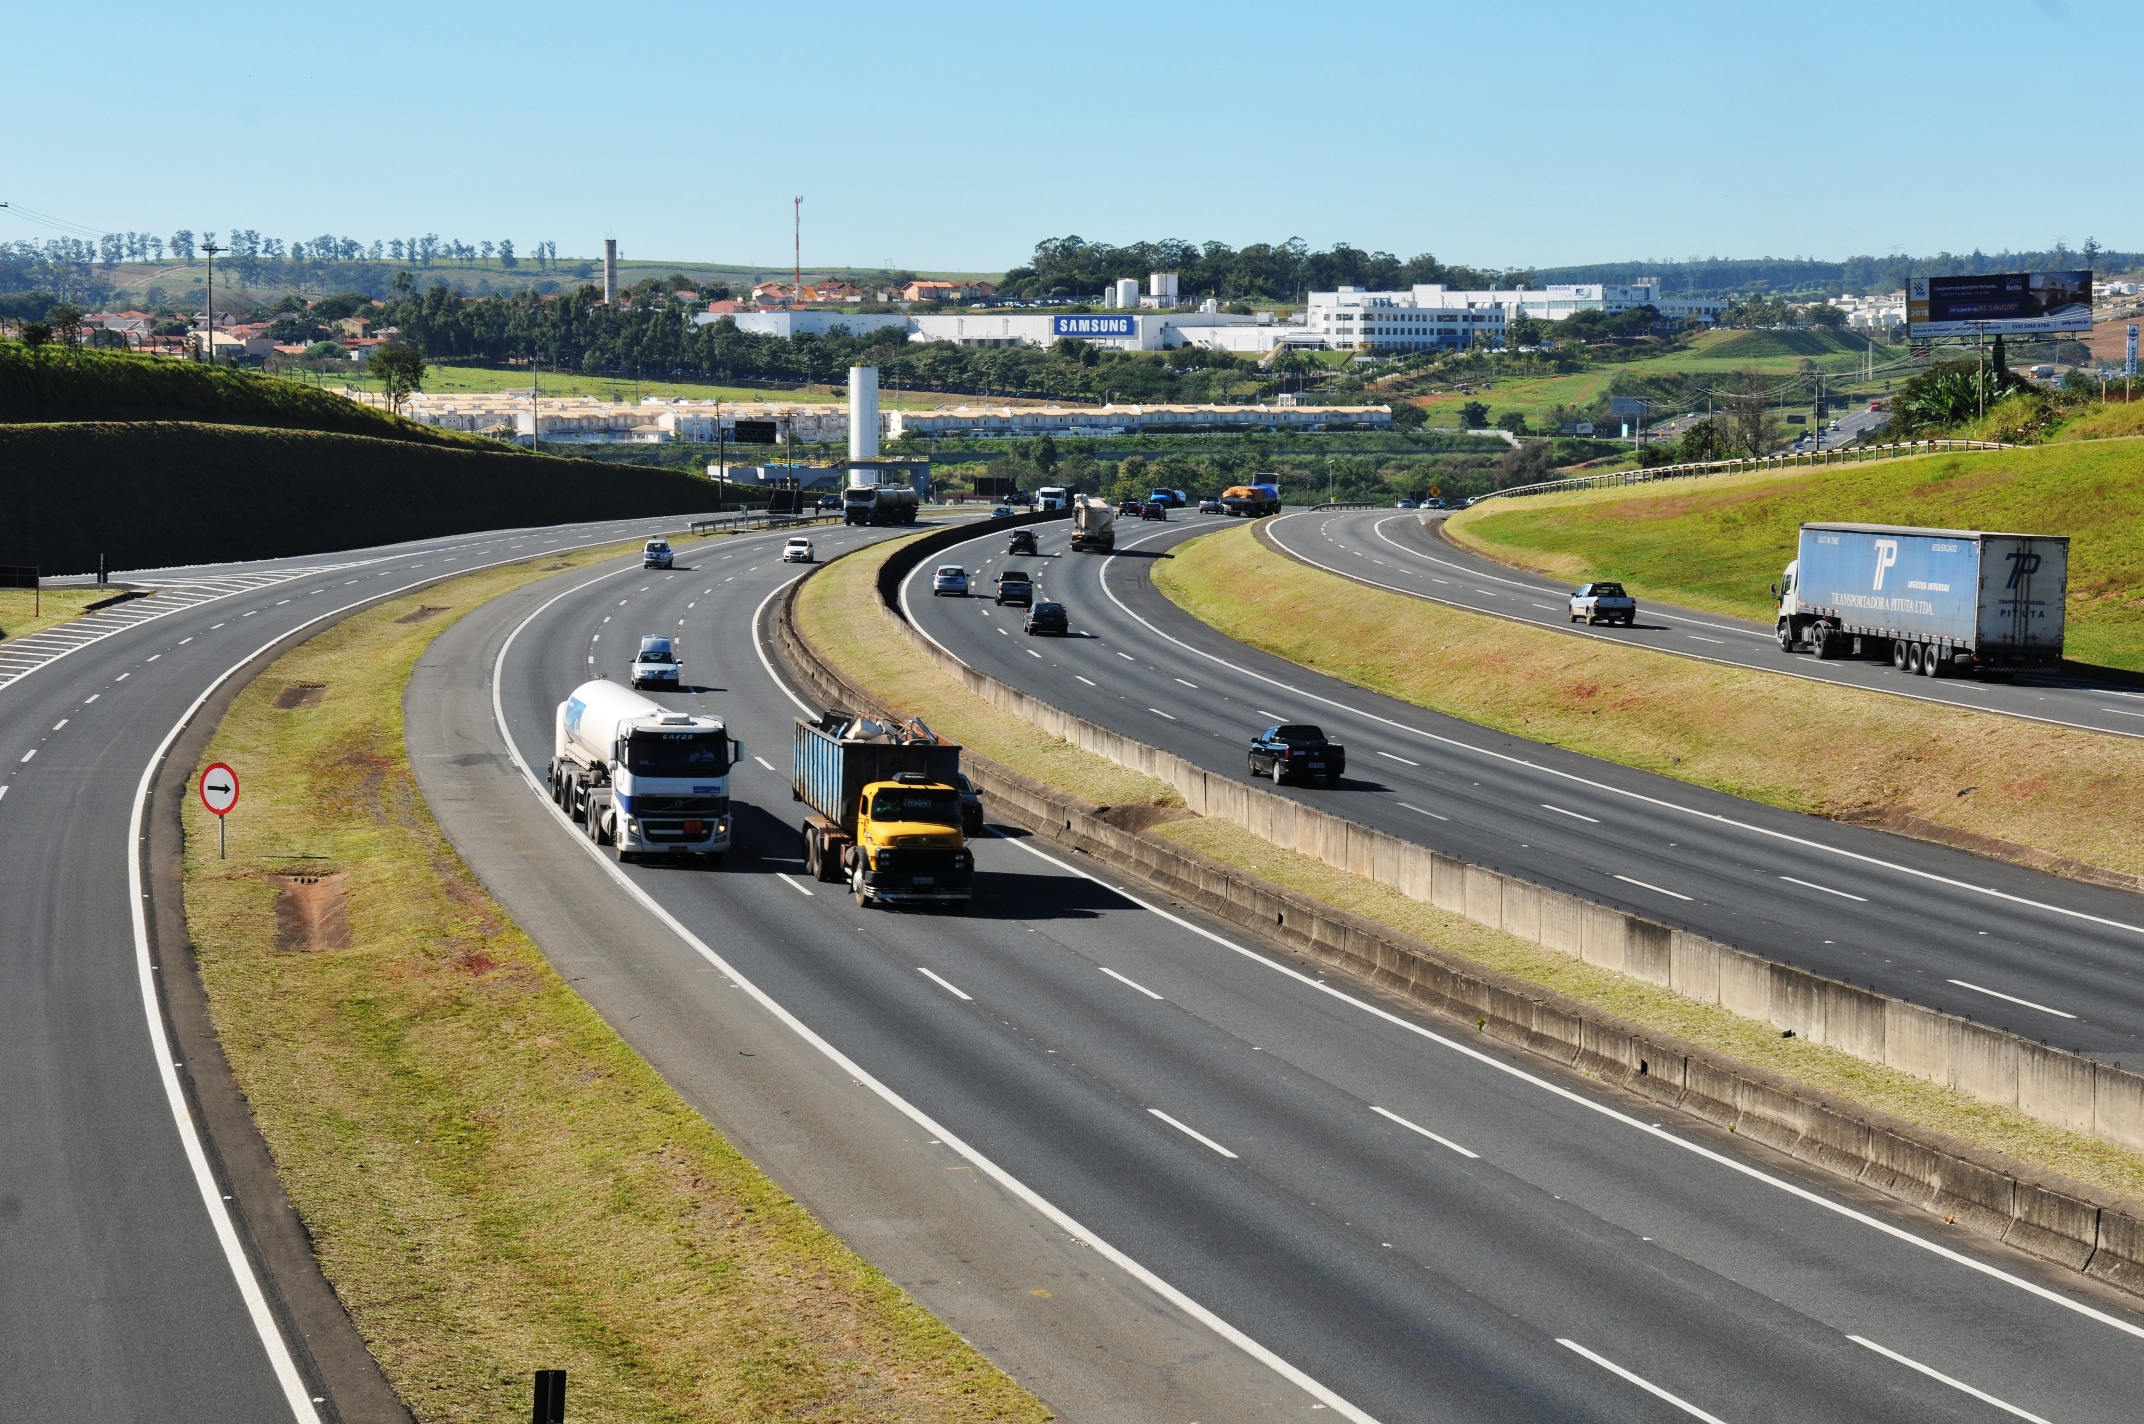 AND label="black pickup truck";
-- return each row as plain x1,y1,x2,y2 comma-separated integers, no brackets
1248,724,1346,785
